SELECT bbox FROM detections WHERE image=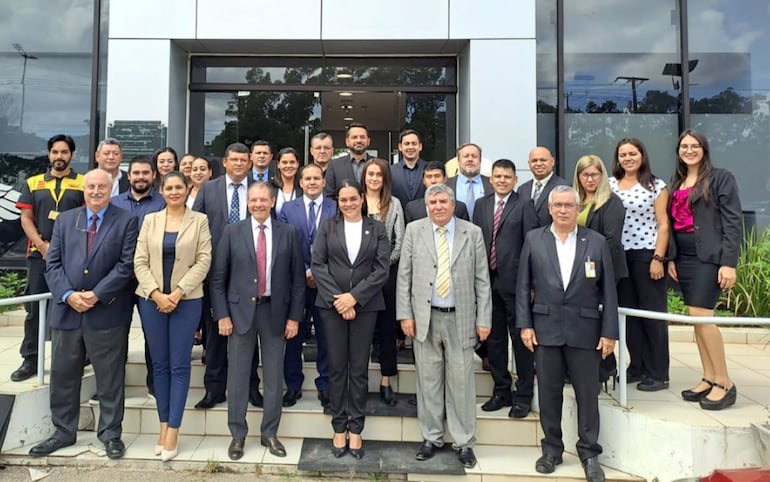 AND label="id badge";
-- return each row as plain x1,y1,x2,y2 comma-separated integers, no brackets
585,258,596,278
48,210,60,220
